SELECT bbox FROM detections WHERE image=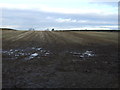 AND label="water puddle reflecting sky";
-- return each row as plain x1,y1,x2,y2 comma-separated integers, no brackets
2,47,52,60
2,47,96,61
